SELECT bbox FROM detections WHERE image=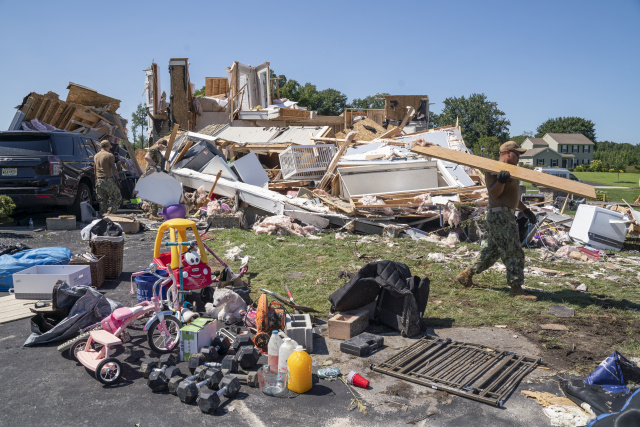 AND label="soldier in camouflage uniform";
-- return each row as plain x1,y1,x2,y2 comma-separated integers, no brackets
456,141,538,298
143,139,167,218
94,140,122,215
